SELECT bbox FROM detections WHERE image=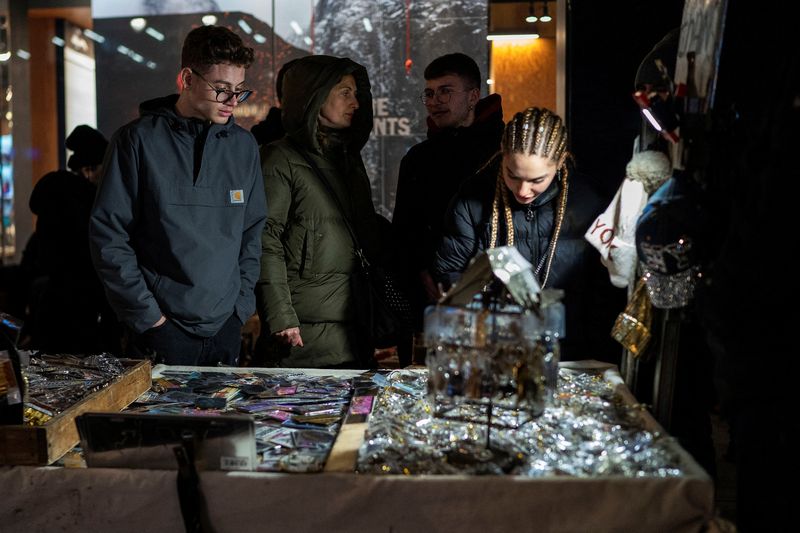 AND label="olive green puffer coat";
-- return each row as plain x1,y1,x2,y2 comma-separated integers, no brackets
255,55,378,367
